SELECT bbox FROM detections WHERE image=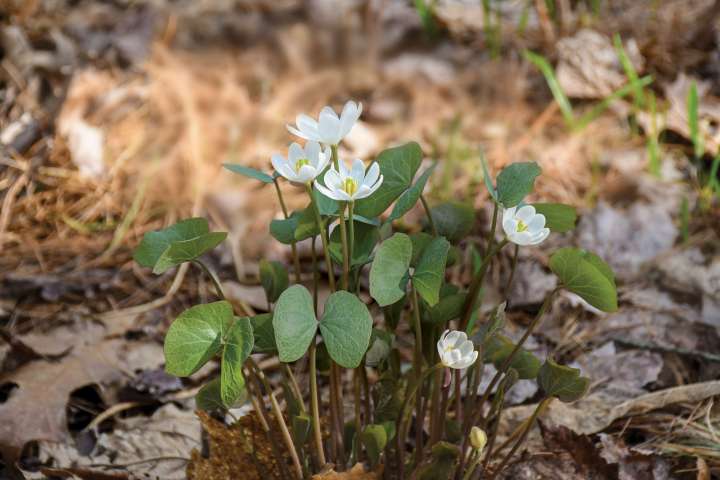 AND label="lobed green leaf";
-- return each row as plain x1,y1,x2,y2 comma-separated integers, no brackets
273,285,317,362
549,247,617,312
319,291,373,368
